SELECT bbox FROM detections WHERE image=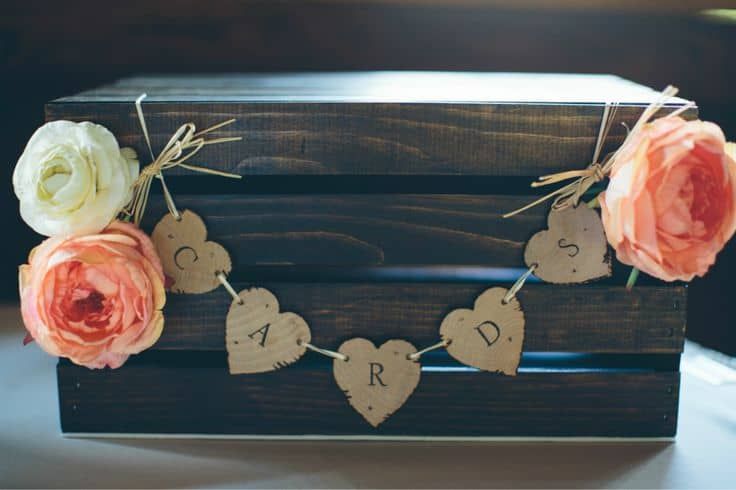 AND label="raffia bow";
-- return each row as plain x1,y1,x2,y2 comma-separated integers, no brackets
503,85,695,218
122,94,242,225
